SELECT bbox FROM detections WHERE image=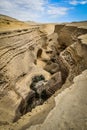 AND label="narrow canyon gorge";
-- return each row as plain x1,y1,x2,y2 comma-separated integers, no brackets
0,16,87,130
